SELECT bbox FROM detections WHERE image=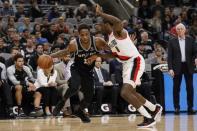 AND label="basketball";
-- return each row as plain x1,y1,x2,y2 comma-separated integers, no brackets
37,54,53,69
